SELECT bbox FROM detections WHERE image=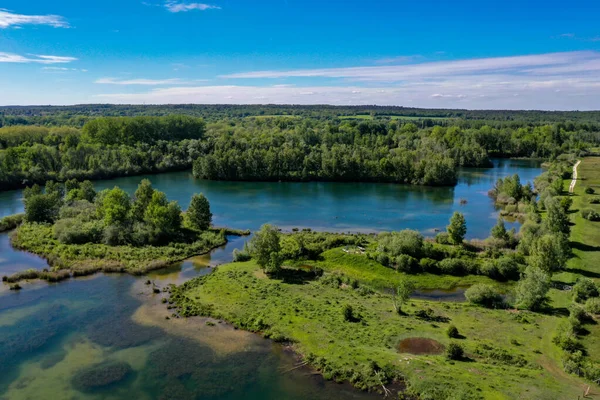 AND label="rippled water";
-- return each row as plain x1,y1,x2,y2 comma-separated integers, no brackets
0,159,541,399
